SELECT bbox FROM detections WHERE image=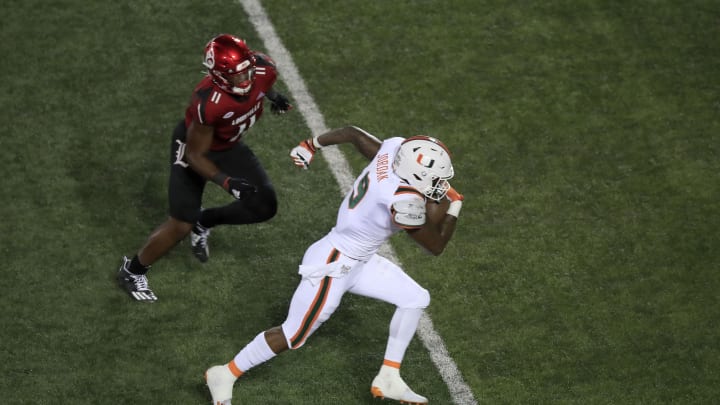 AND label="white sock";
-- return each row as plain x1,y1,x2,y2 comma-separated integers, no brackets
233,332,277,373
384,307,423,362
378,363,401,377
